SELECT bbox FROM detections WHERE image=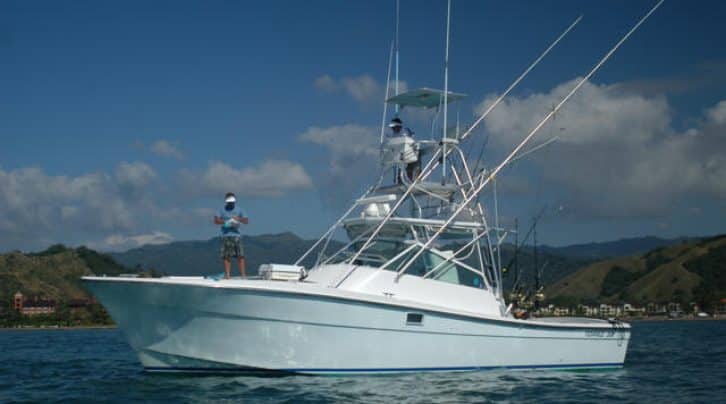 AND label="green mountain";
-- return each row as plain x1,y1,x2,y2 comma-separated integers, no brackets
465,236,689,289
0,244,135,303
539,236,689,260
111,232,345,277
0,244,143,326
546,235,726,310
481,243,595,290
